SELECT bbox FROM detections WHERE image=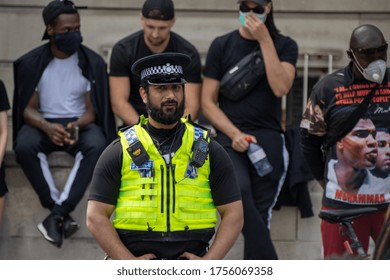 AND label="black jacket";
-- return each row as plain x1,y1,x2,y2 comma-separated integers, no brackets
12,42,116,147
